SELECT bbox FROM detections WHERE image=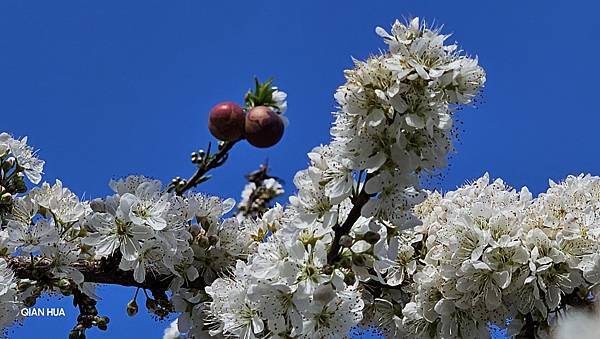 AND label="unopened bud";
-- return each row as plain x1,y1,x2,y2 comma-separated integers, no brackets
1,192,12,203
57,278,71,289
126,300,138,317
339,235,353,248
363,231,381,244
145,297,157,311
96,316,109,331
5,157,15,167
